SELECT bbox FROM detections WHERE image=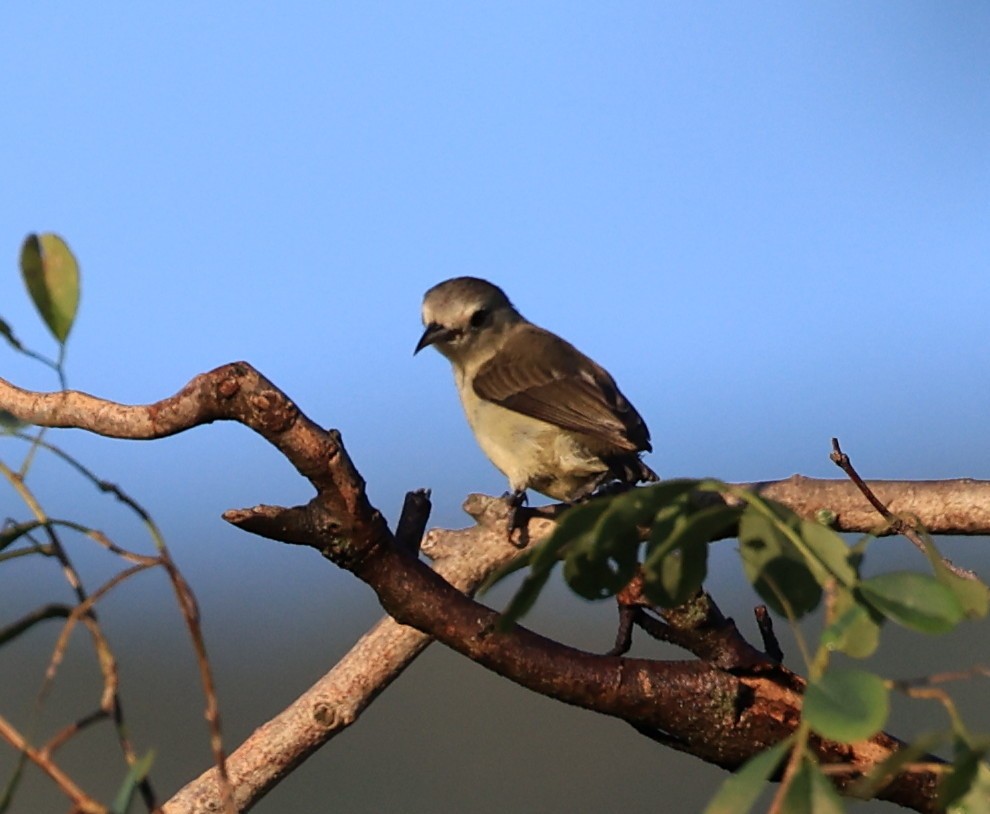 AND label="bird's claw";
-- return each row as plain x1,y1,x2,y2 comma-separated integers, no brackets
503,490,529,547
